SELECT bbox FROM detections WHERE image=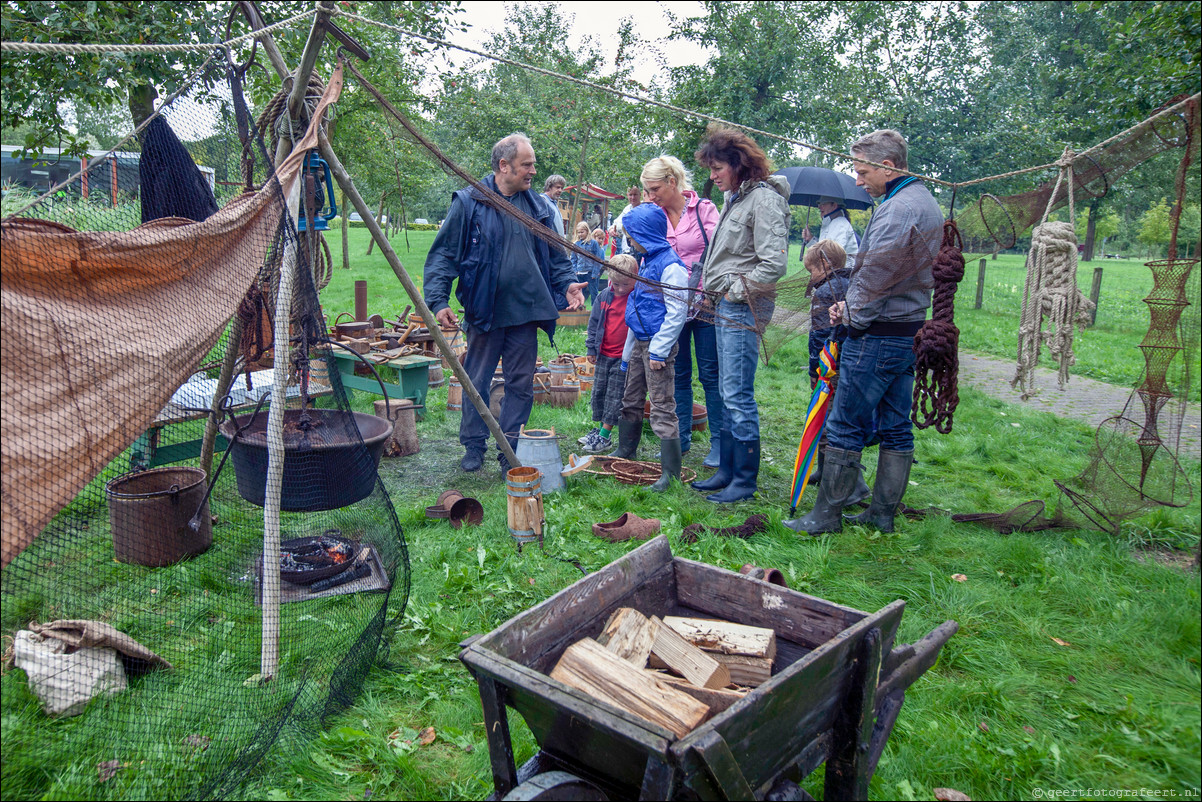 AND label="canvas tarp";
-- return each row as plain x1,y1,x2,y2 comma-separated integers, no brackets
0,65,345,568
